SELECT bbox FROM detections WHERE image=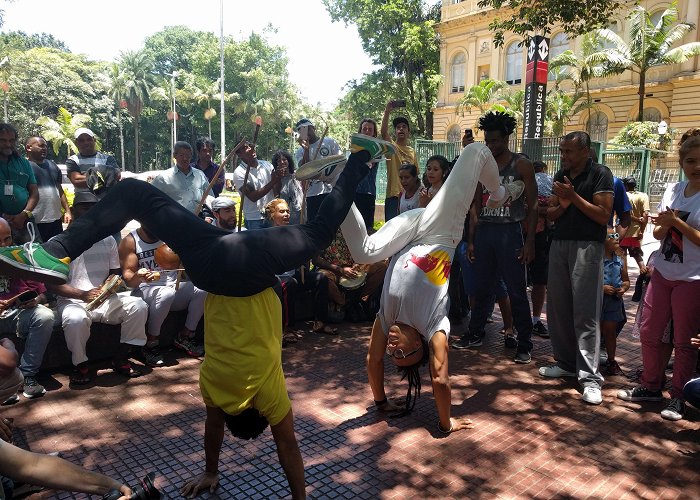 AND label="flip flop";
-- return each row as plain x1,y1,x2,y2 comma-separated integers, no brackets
313,323,338,335
112,362,144,379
